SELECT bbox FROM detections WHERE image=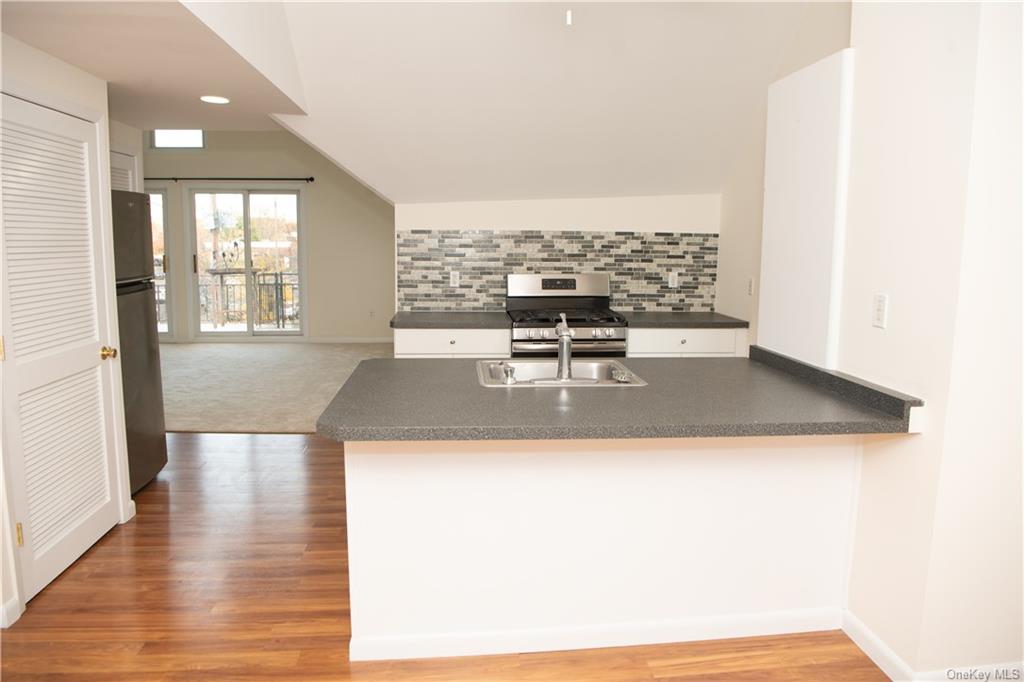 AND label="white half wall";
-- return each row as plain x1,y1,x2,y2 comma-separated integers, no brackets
345,437,859,661
395,194,721,233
